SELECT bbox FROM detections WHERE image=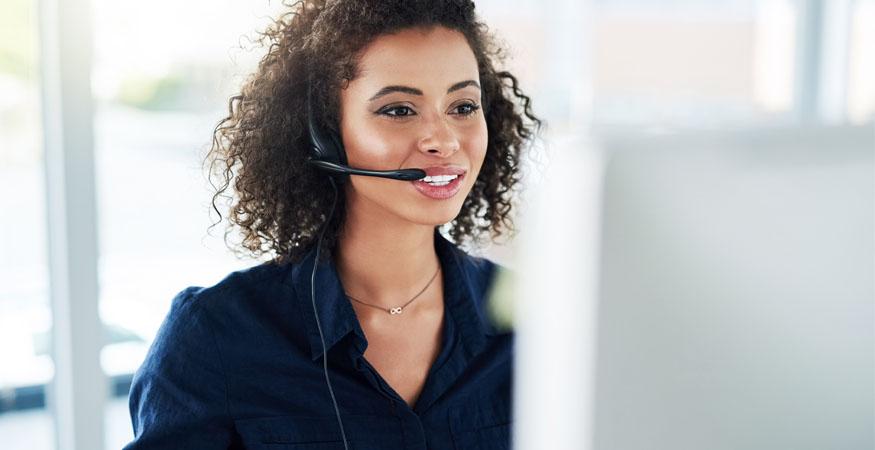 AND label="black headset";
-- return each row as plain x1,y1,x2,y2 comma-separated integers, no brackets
305,80,427,450
305,81,426,182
